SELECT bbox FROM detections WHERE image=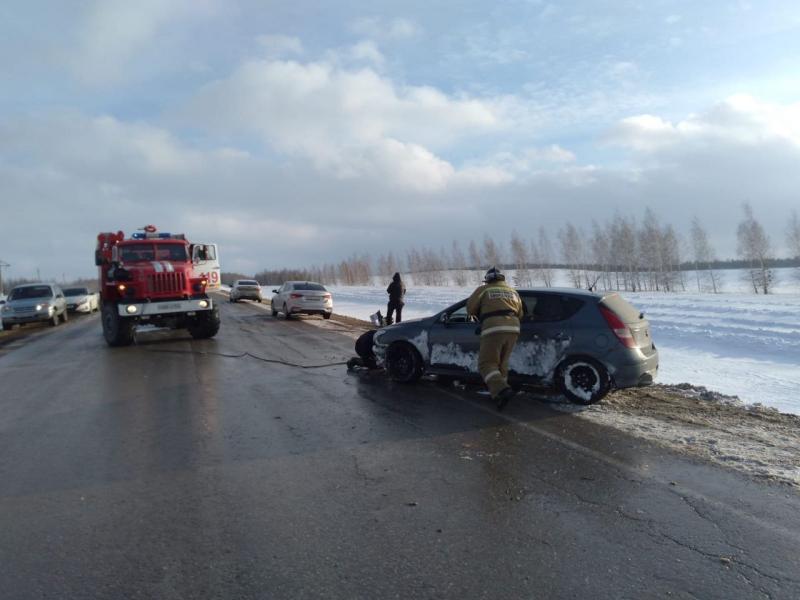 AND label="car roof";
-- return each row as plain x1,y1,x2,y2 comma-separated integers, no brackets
517,287,603,299
14,282,55,289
